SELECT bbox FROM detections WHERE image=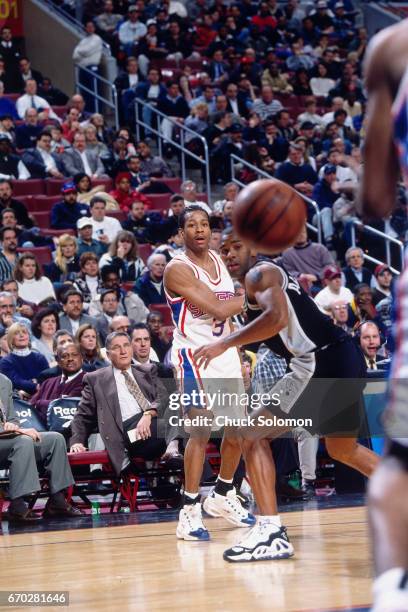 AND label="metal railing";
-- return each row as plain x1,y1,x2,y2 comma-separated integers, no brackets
349,218,404,275
229,154,322,243
134,98,211,203
74,65,119,130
